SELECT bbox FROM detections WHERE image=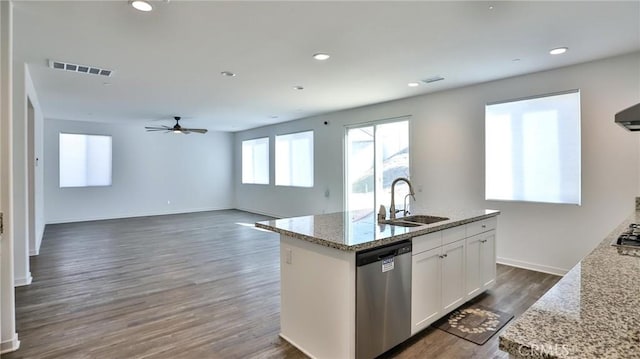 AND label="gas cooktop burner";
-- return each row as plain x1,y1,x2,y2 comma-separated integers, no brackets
613,224,640,257
616,224,640,247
